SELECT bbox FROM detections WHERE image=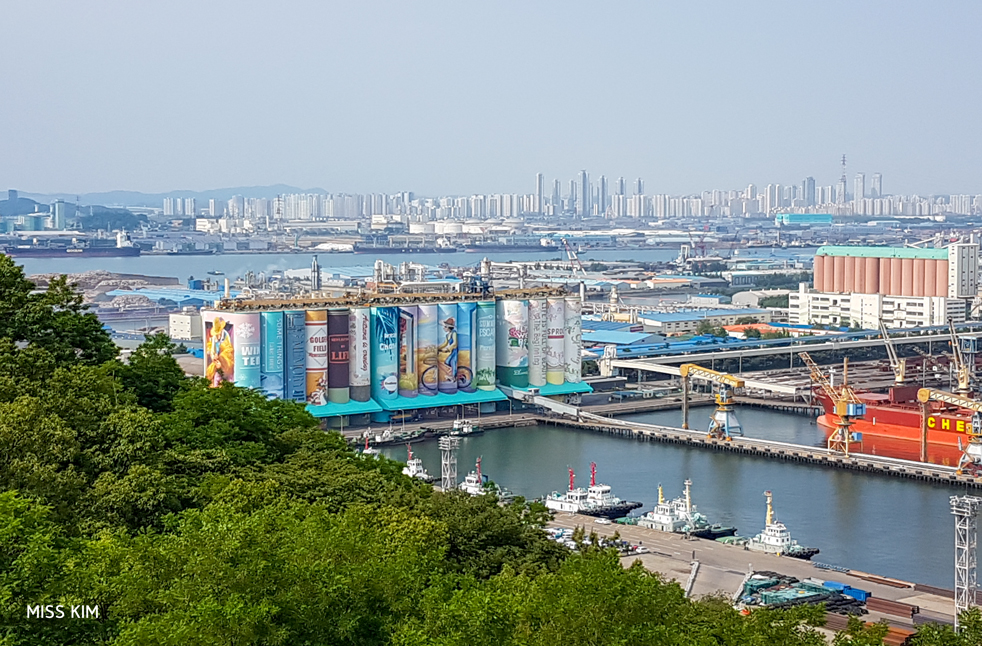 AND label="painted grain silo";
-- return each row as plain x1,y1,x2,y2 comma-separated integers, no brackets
327,308,350,404
564,298,582,383
475,301,496,391
456,302,477,393
398,305,418,397
496,299,529,388
527,298,547,387
370,306,398,402
305,310,329,405
260,311,285,399
284,310,307,402
417,304,438,395
348,307,371,402
437,302,458,395
546,297,565,385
